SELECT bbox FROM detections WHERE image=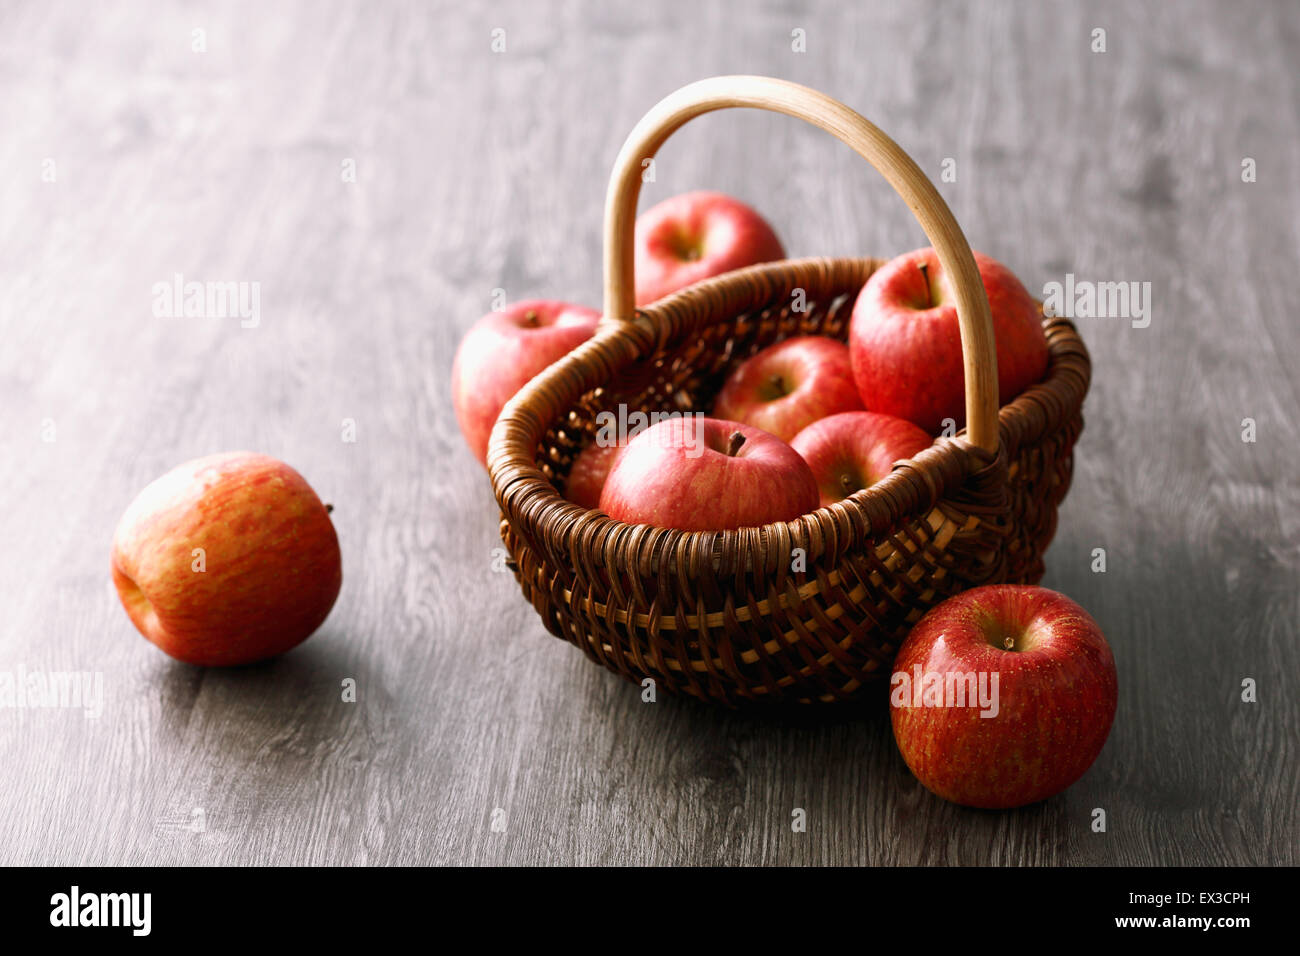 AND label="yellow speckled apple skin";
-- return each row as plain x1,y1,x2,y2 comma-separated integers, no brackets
111,451,342,666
